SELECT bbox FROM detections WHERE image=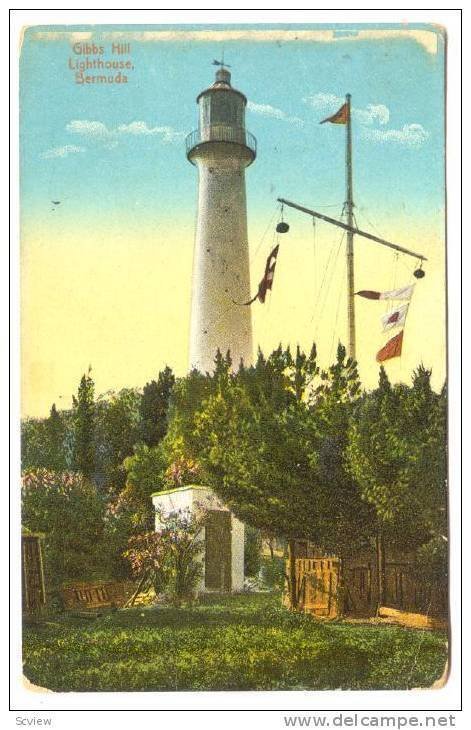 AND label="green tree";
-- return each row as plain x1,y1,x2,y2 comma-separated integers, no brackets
163,365,218,468
139,366,175,447
244,525,263,578
191,345,329,608
22,418,51,471
22,469,107,588
21,404,68,472
45,404,67,472
309,344,373,557
94,388,141,494
161,343,372,609
346,365,447,609
121,442,168,529
104,441,176,579
72,370,95,479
